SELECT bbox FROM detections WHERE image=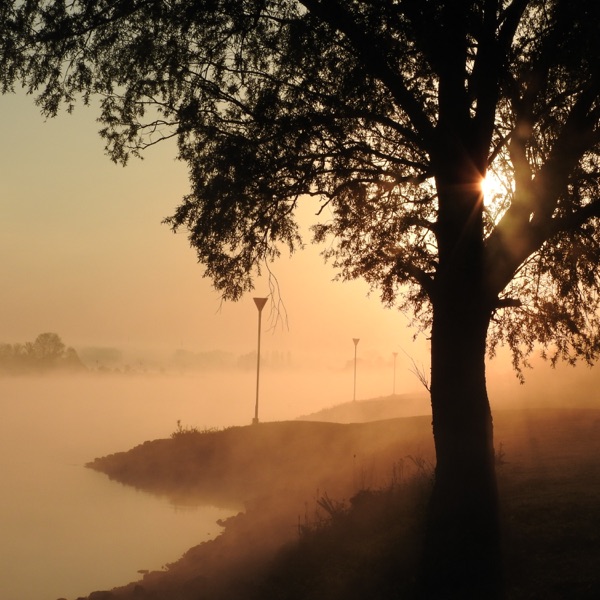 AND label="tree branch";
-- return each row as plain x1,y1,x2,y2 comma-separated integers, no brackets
394,258,435,300
549,199,600,237
298,0,436,152
471,0,503,156
497,0,531,56
494,297,522,309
